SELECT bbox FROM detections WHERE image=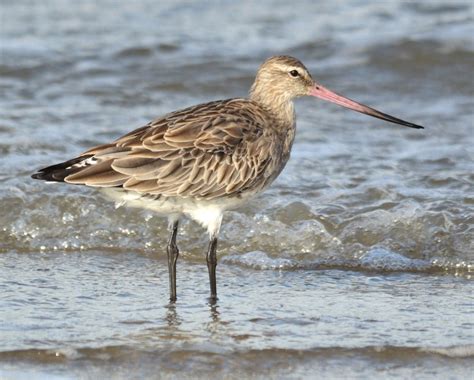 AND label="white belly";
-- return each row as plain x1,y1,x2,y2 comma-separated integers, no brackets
101,188,252,236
